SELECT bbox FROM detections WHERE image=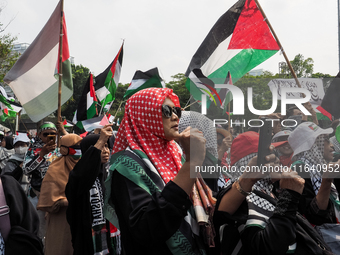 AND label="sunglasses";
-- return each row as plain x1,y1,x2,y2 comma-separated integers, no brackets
42,132,57,137
162,105,182,119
